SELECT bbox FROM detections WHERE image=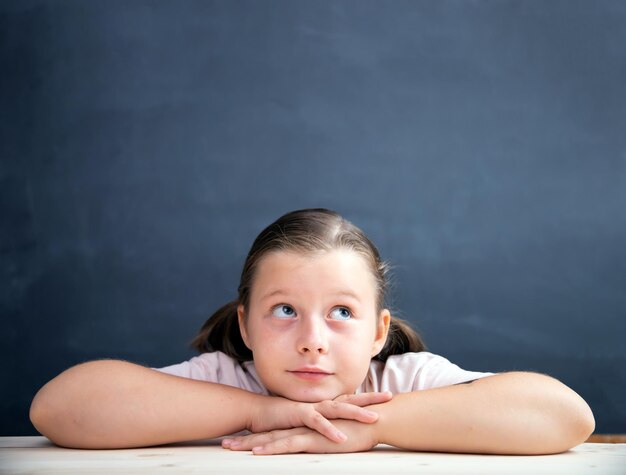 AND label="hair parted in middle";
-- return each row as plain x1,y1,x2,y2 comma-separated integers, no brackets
190,208,426,363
